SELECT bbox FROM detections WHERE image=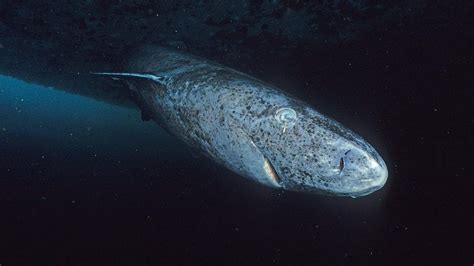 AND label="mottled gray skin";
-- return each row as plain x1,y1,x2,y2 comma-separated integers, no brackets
97,46,388,197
